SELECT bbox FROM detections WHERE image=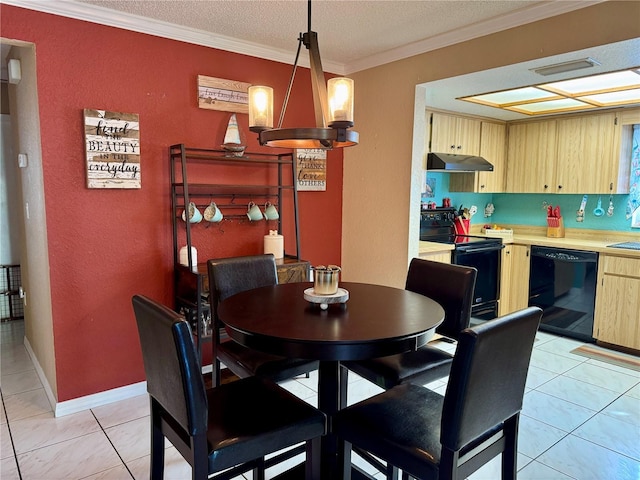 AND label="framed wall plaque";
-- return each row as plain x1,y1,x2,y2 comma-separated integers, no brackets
296,149,327,191
197,75,250,114
84,109,140,189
